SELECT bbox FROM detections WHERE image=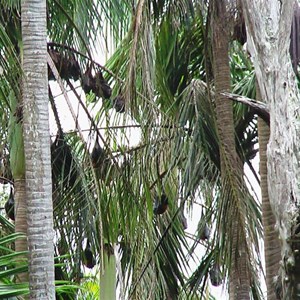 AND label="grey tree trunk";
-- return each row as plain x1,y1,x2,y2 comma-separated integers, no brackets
21,0,55,299
243,1,300,298
14,179,28,284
